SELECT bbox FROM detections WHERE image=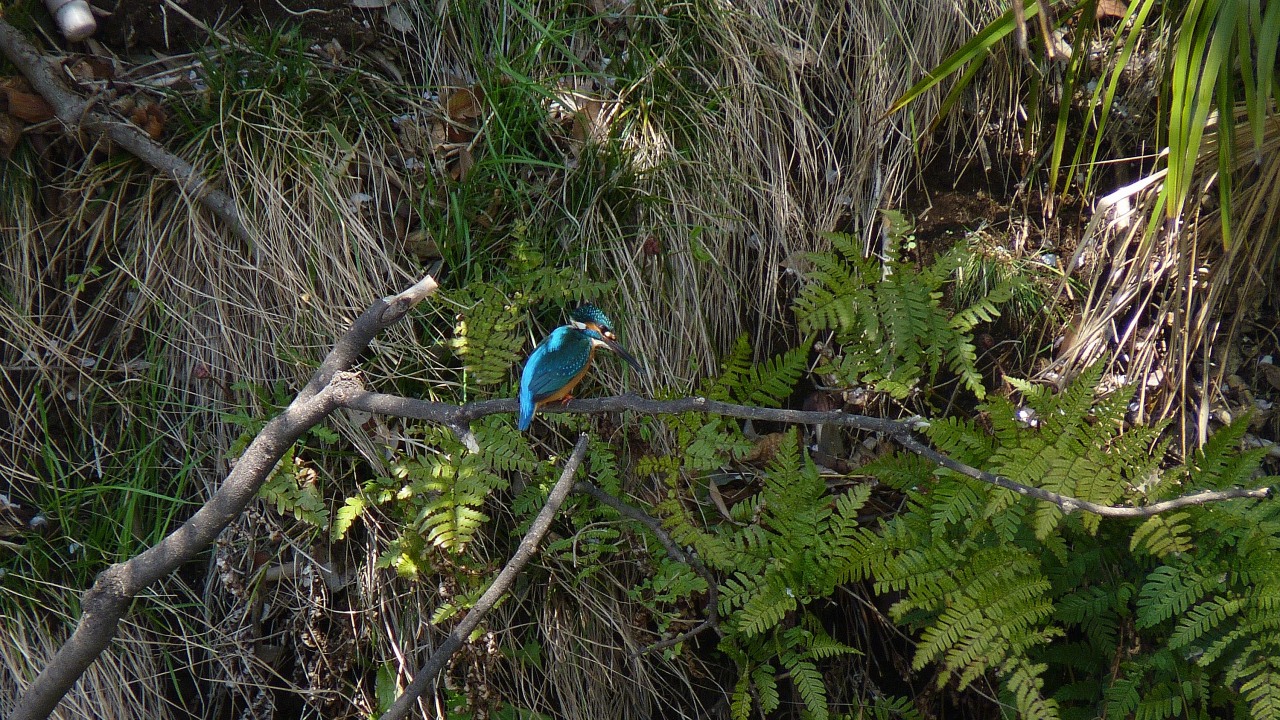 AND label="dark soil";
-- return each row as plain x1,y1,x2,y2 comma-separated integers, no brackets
95,0,377,51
